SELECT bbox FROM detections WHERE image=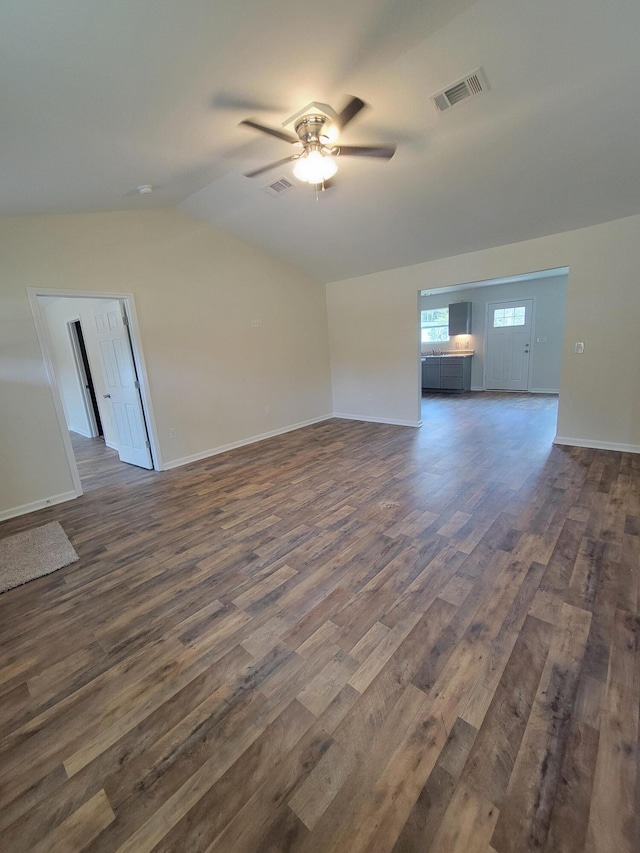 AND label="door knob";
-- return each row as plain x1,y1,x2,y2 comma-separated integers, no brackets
103,393,111,398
